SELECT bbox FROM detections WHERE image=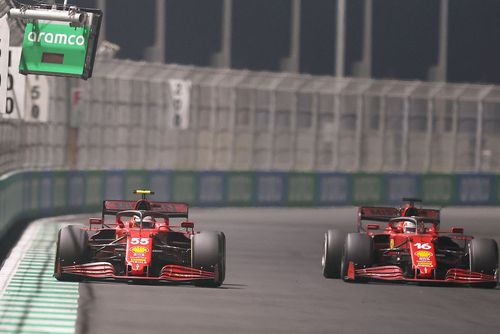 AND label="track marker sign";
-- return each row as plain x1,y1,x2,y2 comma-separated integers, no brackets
0,16,9,117
2,47,26,119
25,75,49,122
168,79,191,129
